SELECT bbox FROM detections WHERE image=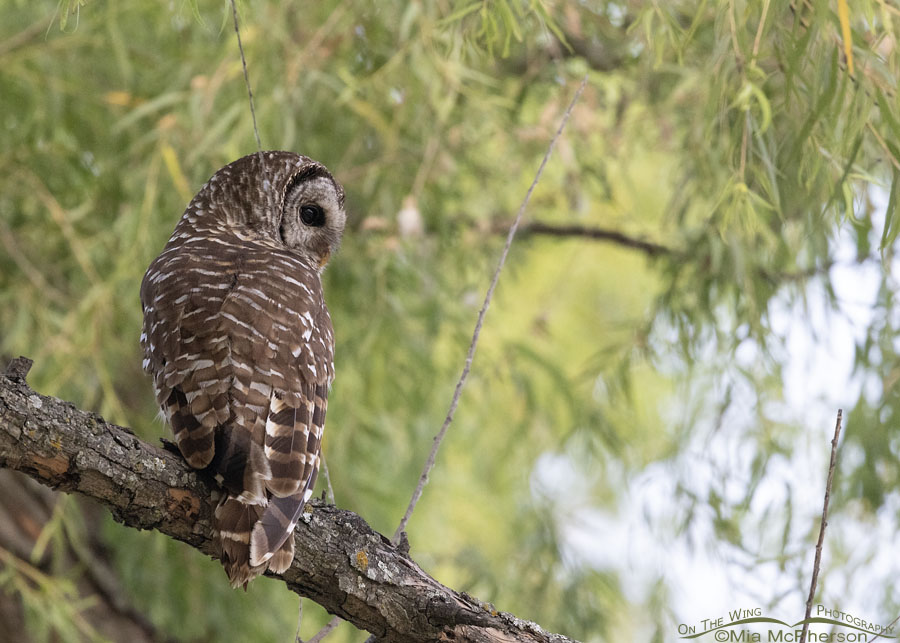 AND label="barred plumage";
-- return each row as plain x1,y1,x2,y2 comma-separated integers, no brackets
140,151,345,588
